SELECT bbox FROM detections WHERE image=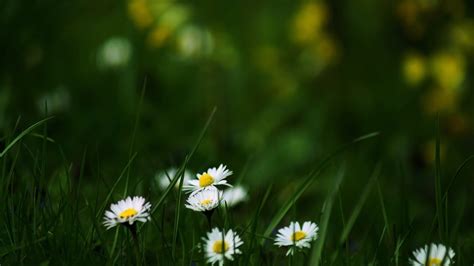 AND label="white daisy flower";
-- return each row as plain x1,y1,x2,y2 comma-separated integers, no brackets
274,221,319,256
103,196,151,230
202,227,243,266
183,164,232,194
155,168,193,190
410,243,455,266
185,187,221,212
222,185,248,207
